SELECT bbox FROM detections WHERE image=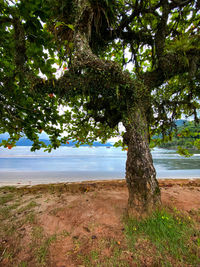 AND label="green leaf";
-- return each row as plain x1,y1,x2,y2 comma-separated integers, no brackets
66,24,74,31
